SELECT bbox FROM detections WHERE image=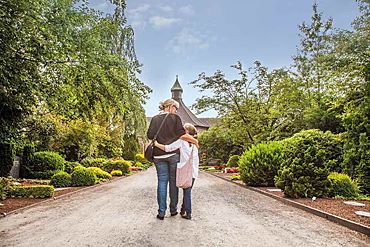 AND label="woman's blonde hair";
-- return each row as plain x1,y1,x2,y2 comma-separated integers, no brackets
184,123,198,137
159,98,179,111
